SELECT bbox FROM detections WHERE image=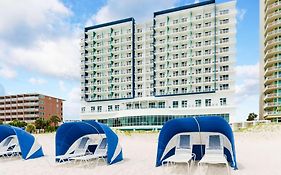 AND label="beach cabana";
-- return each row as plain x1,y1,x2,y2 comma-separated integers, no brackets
156,116,238,170
55,120,123,165
0,125,44,159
